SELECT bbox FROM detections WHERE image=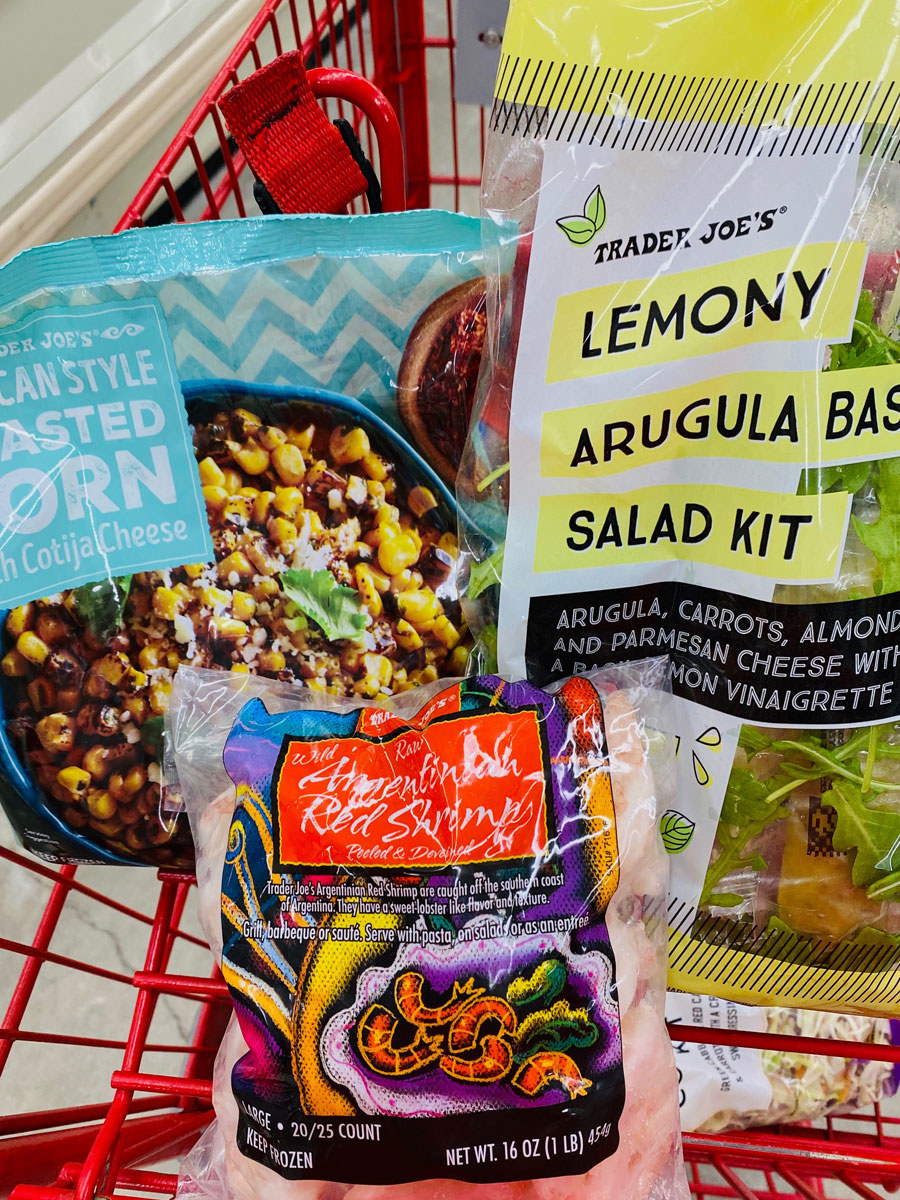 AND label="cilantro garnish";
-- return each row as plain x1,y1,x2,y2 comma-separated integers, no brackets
70,575,132,641
280,569,366,642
